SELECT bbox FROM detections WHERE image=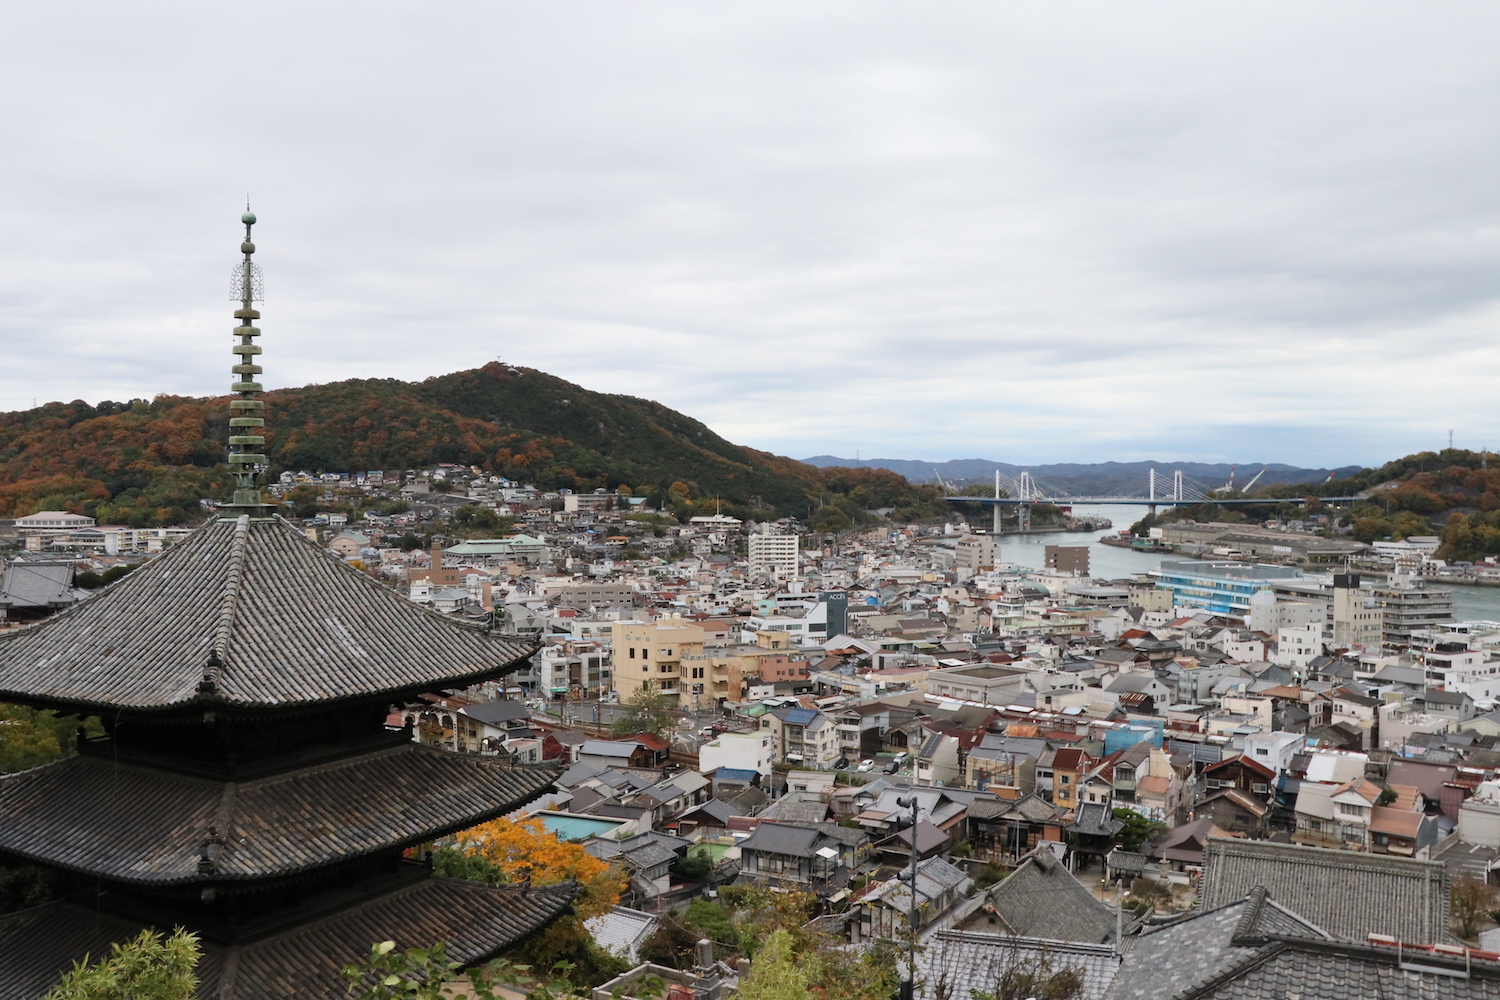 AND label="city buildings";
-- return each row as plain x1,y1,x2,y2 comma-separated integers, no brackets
1371,577,1456,647
1332,573,1383,649
748,531,798,580
954,534,1002,575
611,617,707,707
